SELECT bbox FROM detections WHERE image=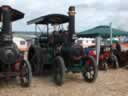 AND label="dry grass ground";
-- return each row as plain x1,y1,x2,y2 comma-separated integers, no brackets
0,69,127,96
